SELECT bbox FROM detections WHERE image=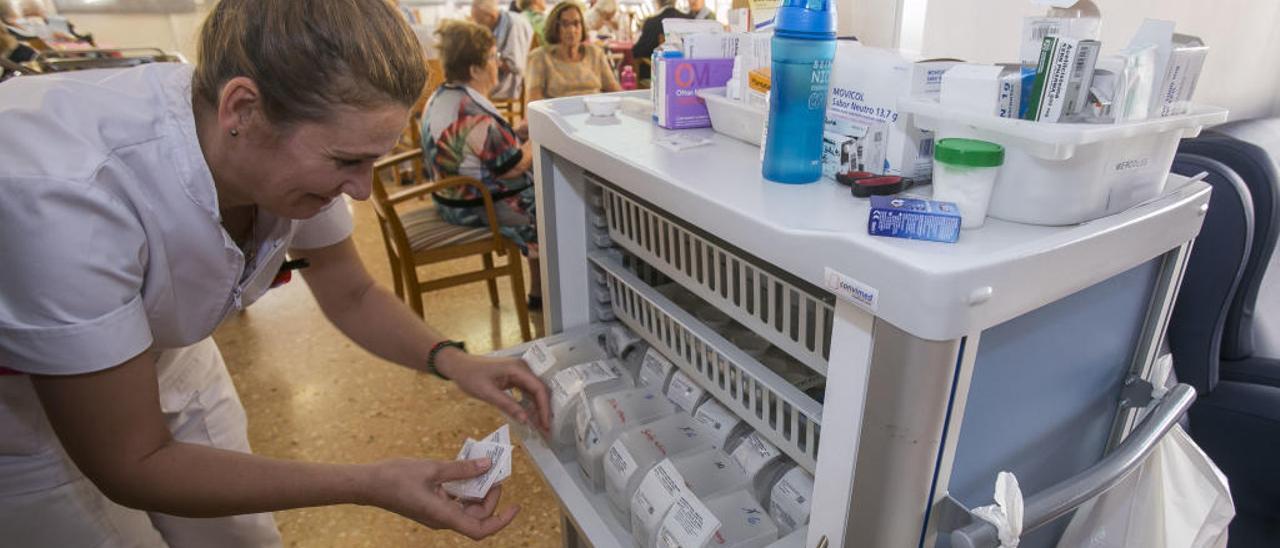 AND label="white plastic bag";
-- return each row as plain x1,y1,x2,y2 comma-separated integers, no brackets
973,471,1024,547
1056,423,1234,548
